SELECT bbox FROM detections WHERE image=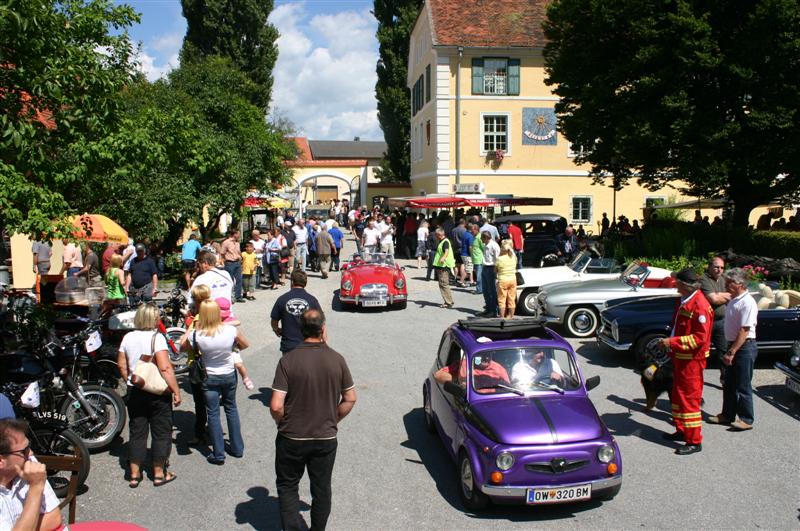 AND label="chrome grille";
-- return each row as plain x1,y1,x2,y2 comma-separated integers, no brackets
599,317,614,338
526,458,589,475
360,283,388,297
